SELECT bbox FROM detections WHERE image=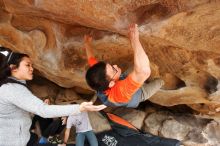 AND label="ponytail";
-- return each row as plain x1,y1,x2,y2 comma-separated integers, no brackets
0,47,11,86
